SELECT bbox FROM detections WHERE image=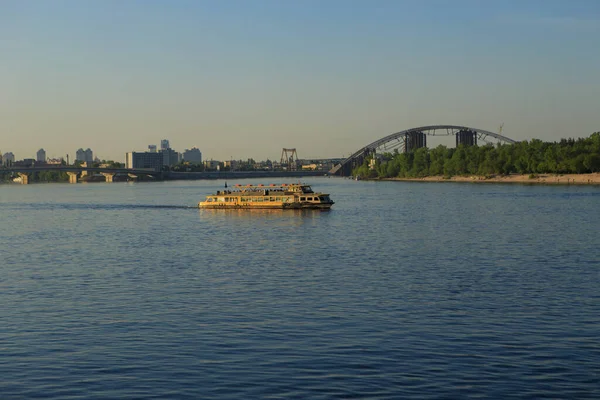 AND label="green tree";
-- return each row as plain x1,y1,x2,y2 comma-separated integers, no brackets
584,154,600,172
410,148,429,177
428,145,447,176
